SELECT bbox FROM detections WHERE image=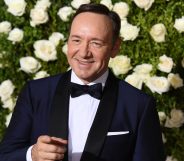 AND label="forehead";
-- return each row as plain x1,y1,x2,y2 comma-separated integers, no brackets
70,12,113,38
